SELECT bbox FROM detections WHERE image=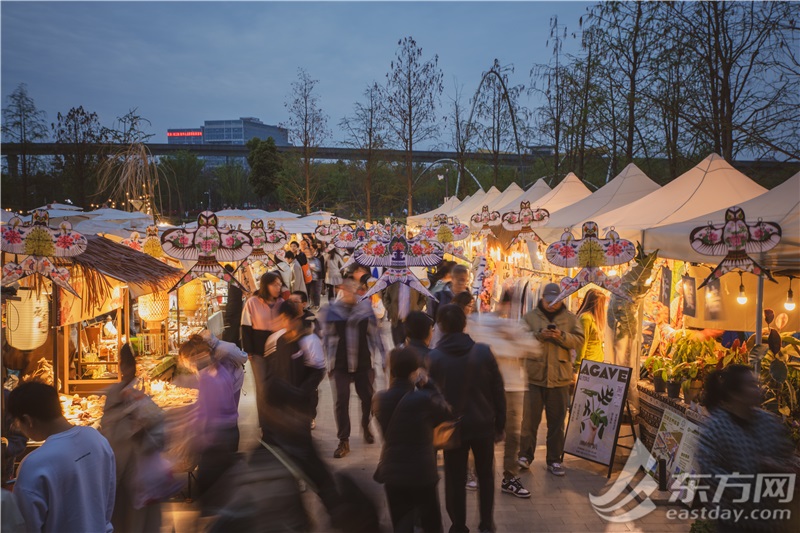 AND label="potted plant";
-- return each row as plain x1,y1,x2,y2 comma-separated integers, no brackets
643,354,668,393
580,386,614,445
